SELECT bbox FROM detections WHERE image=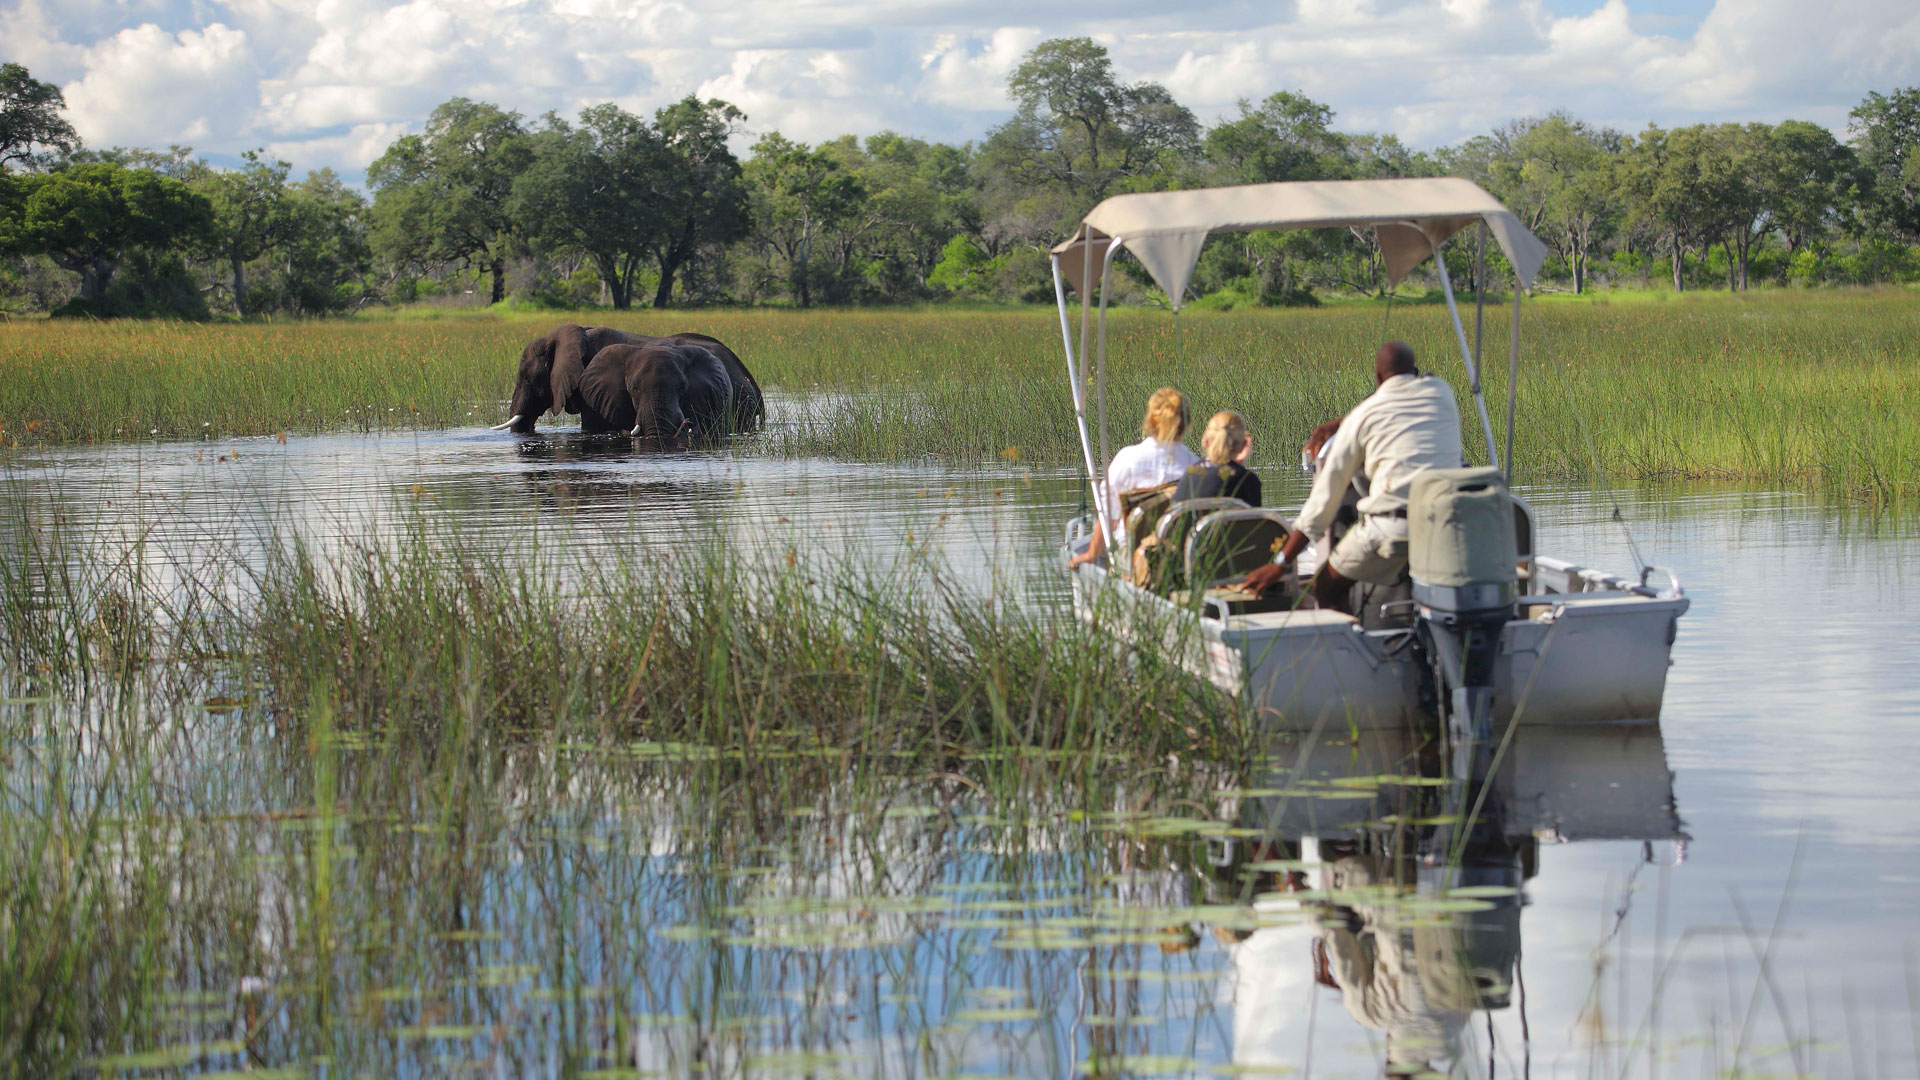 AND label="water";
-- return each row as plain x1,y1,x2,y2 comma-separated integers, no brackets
3,425,1918,1078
